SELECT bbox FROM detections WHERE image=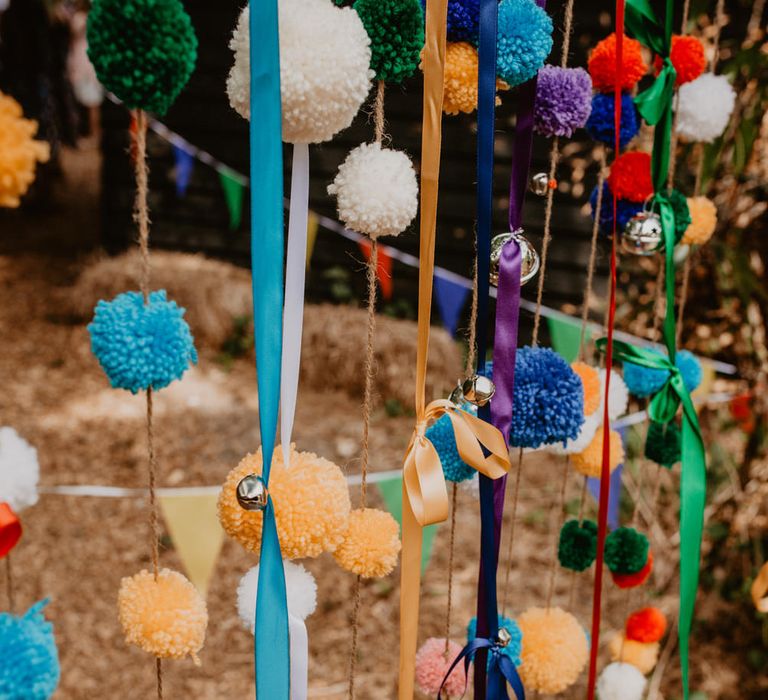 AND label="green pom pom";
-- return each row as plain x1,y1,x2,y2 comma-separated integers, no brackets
645,421,681,468
87,0,198,115
605,526,649,575
354,0,424,83
656,188,691,244
558,519,598,572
